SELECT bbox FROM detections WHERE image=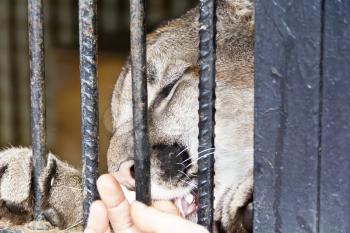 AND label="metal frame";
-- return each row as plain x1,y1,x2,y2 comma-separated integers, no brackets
5,0,347,232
